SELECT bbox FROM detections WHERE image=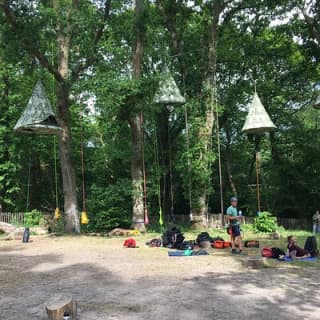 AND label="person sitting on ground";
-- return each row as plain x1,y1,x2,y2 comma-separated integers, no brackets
287,235,311,259
226,196,244,254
